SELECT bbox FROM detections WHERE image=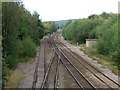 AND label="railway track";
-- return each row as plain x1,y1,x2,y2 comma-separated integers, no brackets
40,36,59,89
43,42,80,89
32,39,45,89
51,40,96,89
56,32,120,89
40,52,58,89
34,32,120,89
